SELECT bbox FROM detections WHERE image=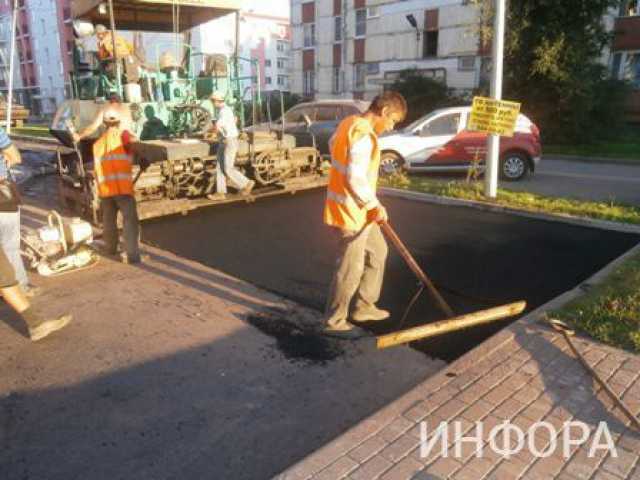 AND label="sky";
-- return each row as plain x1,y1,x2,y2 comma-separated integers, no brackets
242,0,290,17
